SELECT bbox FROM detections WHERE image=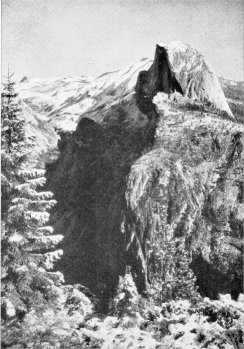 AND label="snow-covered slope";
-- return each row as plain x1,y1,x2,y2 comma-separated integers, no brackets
219,77,244,123
19,101,59,164
17,58,152,131
17,76,93,131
